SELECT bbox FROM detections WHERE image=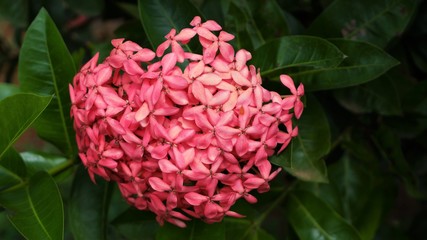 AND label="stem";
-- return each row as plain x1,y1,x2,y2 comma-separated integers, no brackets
1,159,76,192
